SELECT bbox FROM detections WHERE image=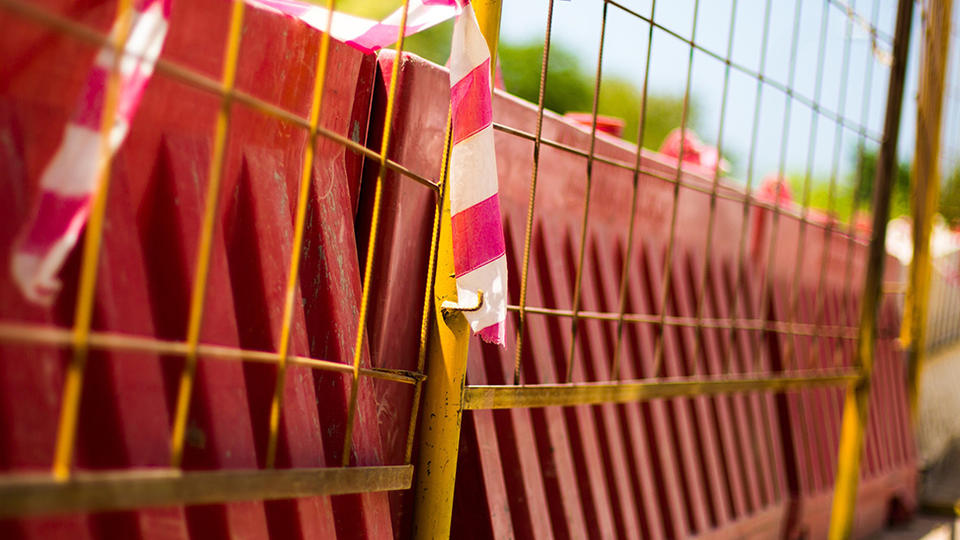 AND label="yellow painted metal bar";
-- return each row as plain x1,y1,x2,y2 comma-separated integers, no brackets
829,0,914,535
0,465,413,518
169,0,245,469
265,0,336,471
463,371,859,410
412,2,501,537
830,375,871,539
410,183,471,540
342,0,411,467
52,0,134,481
473,0,502,76
903,0,953,421
403,108,451,465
